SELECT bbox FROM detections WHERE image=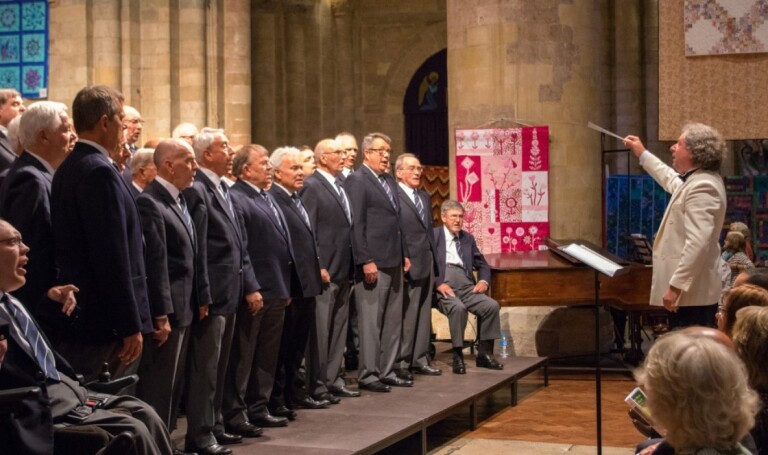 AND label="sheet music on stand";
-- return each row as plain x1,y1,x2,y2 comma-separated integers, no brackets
559,243,627,277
